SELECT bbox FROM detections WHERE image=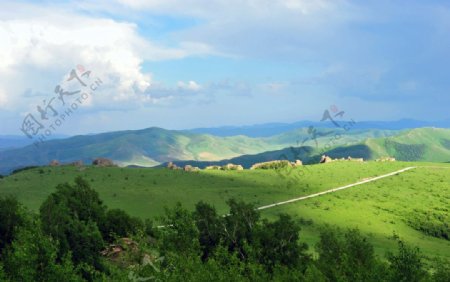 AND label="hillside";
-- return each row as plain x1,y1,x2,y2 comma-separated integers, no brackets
0,161,449,260
321,128,450,162
0,126,398,175
165,128,450,168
